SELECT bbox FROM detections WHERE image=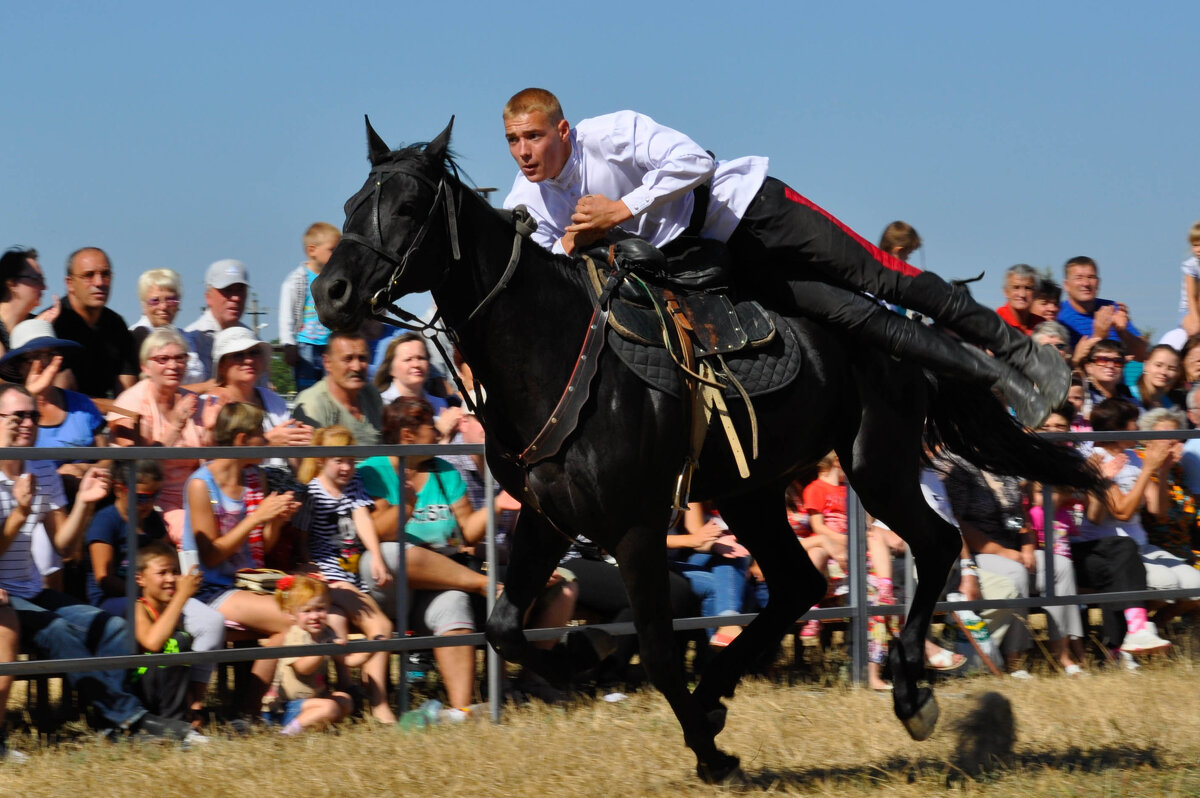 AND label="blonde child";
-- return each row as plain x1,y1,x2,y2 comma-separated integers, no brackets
296,426,396,724
133,540,225,729
281,222,341,389
265,575,354,734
